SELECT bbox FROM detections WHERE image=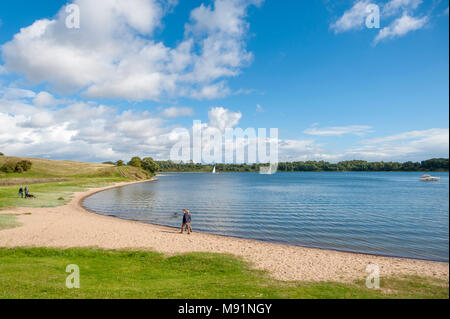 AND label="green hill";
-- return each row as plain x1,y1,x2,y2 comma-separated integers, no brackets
0,156,153,209
0,156,151,182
